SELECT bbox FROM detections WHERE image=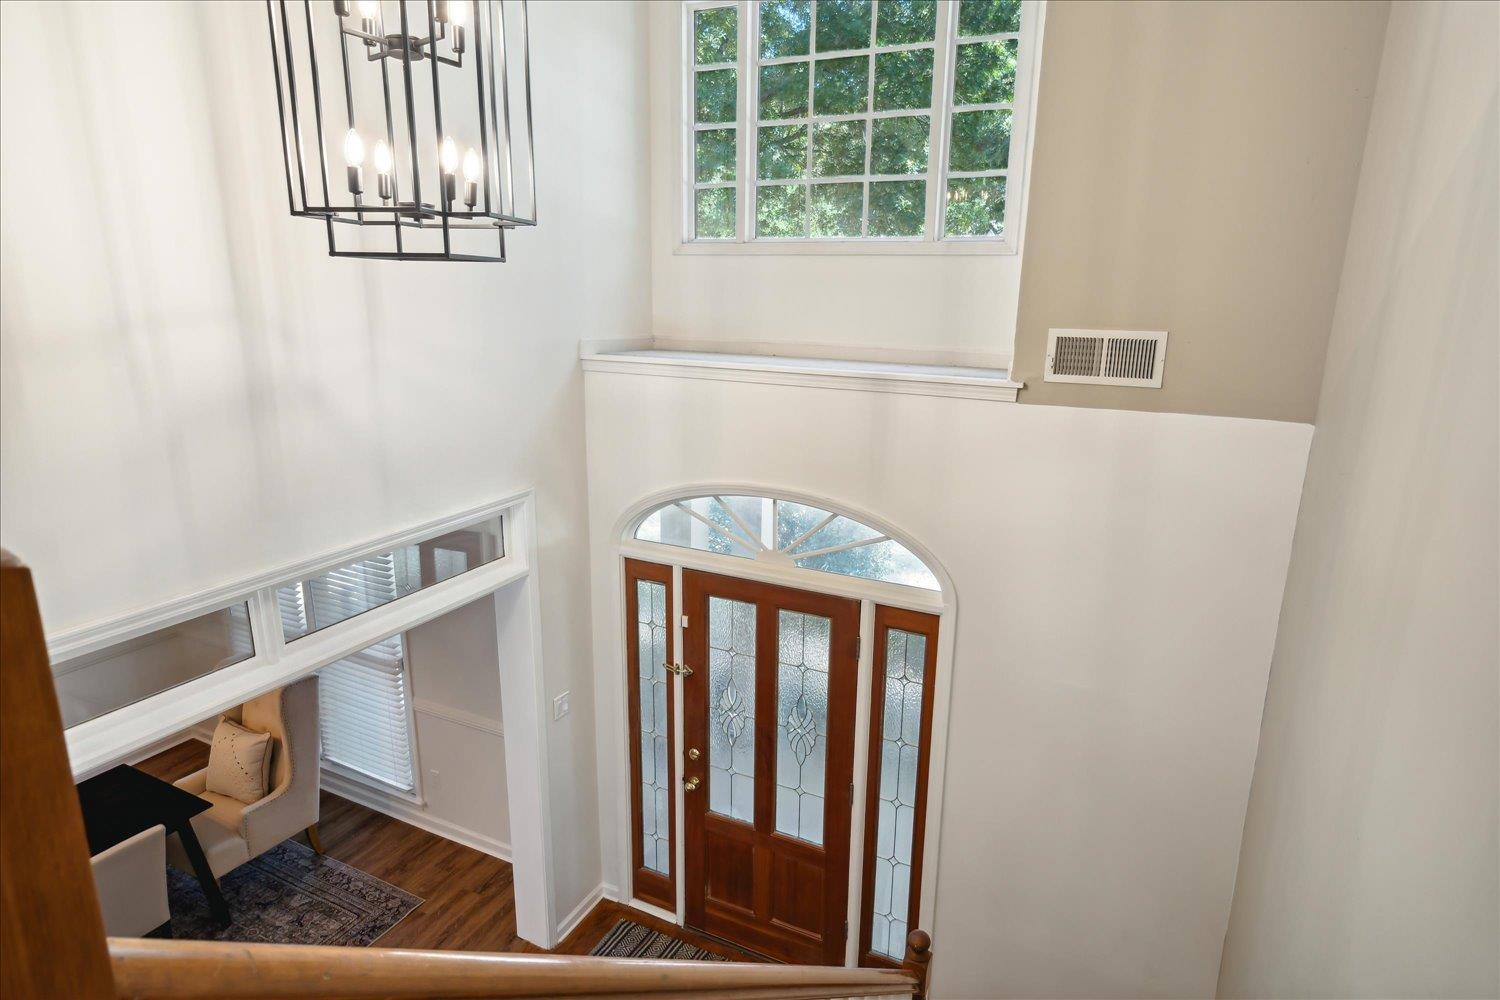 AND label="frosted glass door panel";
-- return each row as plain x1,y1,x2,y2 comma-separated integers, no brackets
775,610,831,845
870,627,927,960
636,579,671,876
708,596,757,824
